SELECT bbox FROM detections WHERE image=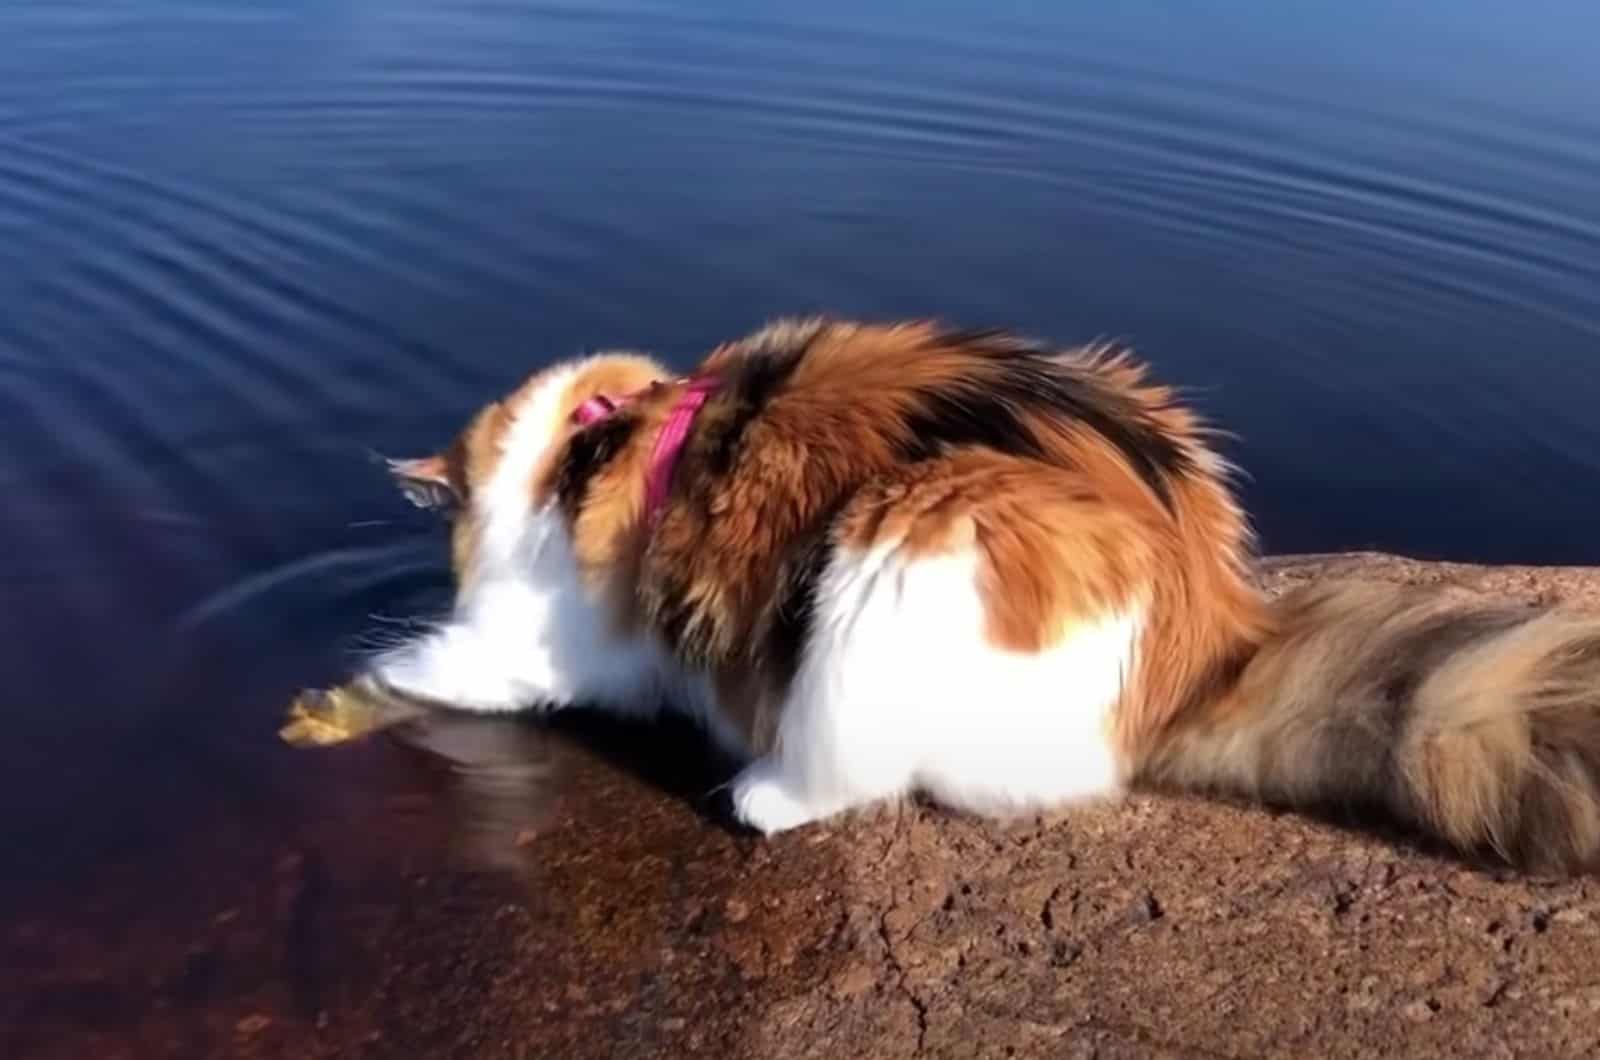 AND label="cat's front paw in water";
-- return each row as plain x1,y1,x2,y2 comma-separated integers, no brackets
278,680,423,747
